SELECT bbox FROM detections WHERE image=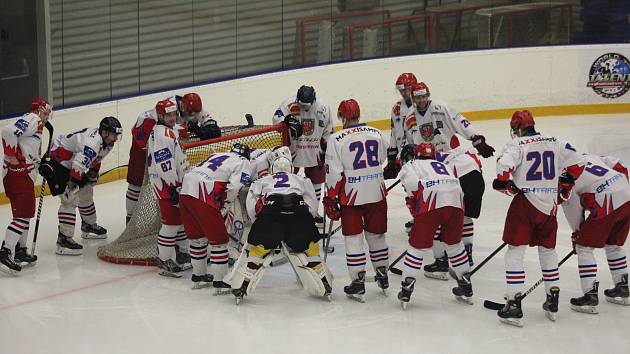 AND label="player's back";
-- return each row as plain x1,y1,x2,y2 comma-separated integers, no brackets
574,154,630,213
400,159,463,212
